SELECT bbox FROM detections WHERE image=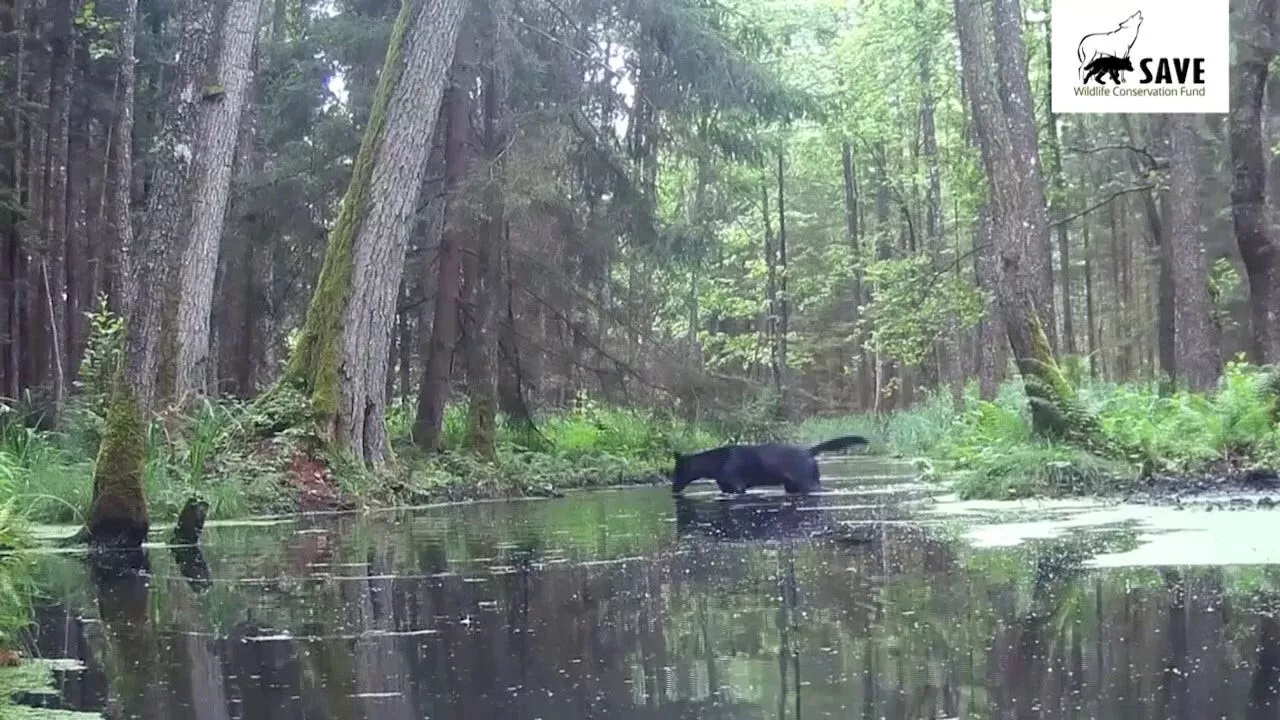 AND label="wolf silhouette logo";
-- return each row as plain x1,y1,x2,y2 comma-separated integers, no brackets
1076,10,1143,83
